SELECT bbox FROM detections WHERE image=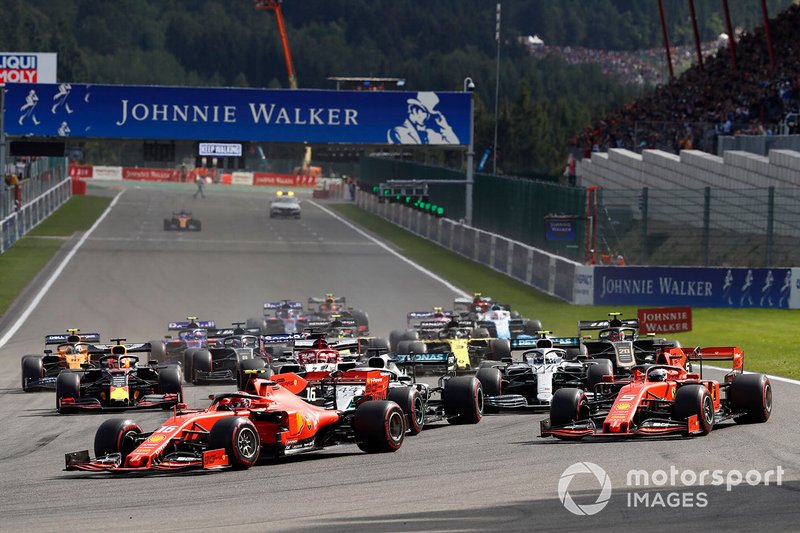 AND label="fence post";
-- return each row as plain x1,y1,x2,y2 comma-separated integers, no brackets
766,186,774,266
702,187,710,266
640,187,648,264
